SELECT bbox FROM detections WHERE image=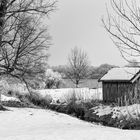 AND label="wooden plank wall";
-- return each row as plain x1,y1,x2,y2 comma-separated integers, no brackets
102,81,133,104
